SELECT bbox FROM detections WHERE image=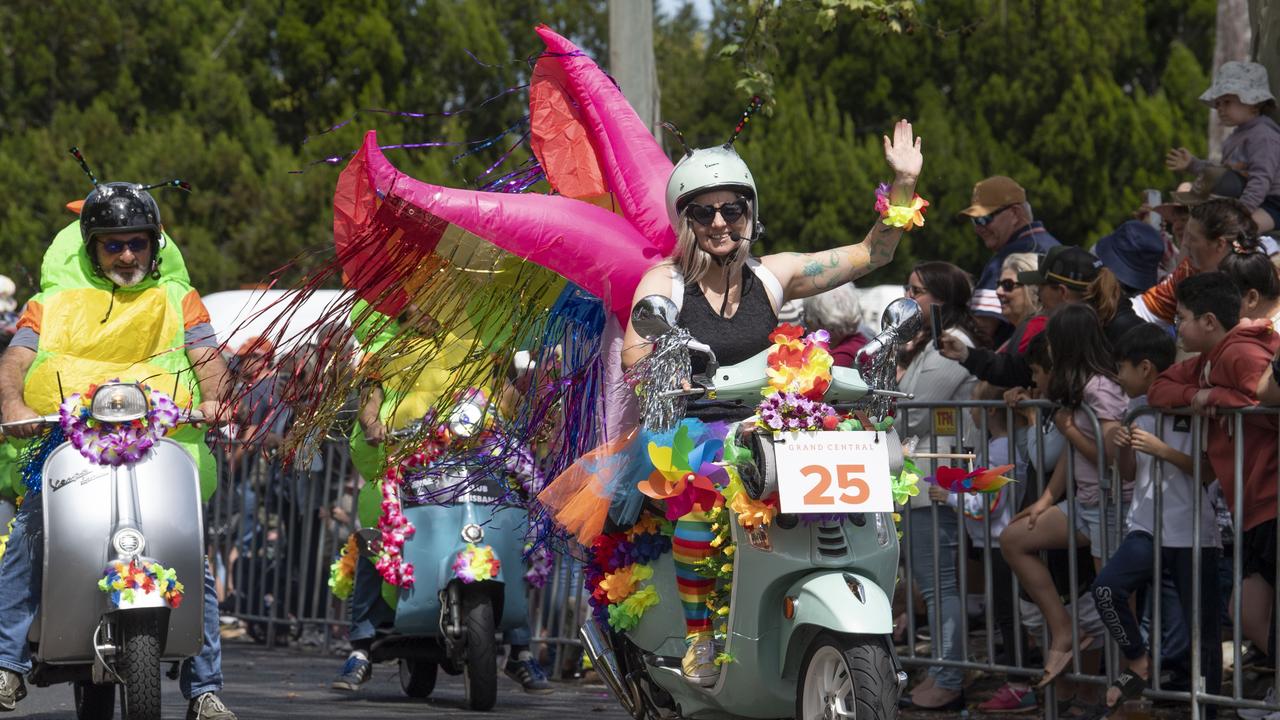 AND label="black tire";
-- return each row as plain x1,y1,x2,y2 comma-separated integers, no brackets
118,613,162,720
399,659,438,698
461,590,498,711
795,633,896,720
74,680,116,720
